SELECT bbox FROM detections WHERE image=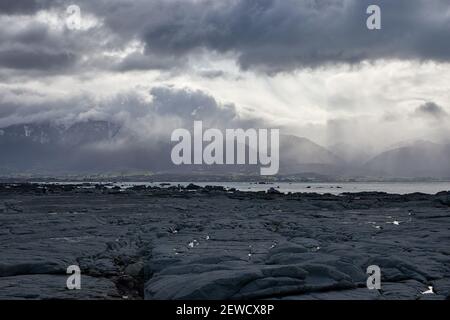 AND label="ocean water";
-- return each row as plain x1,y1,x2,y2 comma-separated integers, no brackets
111,181,450,195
